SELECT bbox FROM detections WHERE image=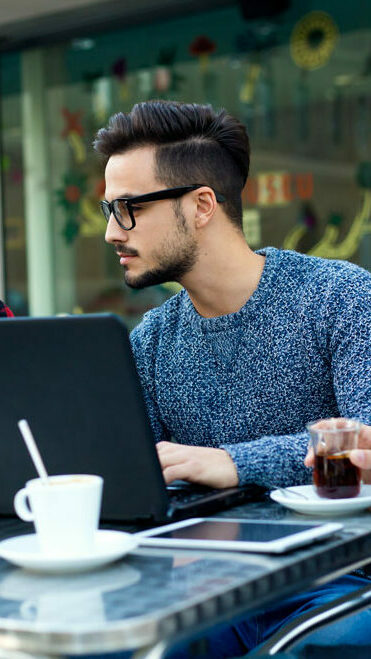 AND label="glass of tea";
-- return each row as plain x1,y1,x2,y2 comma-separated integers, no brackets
307,419,361,499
